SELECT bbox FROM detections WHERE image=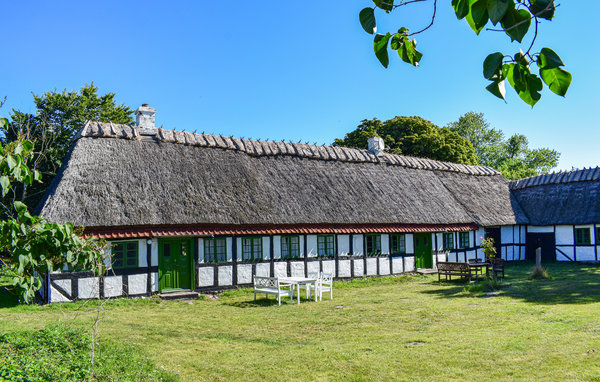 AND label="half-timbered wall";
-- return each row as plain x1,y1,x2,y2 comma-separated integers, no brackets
529,224,600,262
